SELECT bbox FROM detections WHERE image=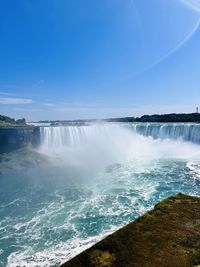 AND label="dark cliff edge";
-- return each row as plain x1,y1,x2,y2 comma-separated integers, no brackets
0,126,40,153
61,193,200,267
